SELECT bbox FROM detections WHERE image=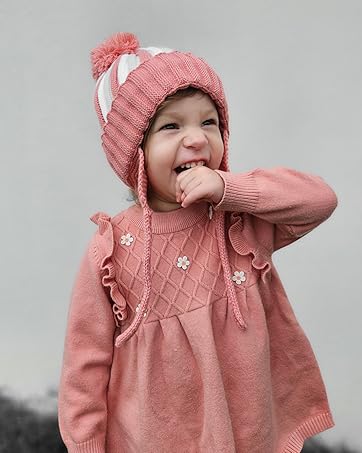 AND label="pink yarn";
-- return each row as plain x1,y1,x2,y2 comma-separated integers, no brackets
91,32,139,80
115,148,152,346
215,211,247,329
